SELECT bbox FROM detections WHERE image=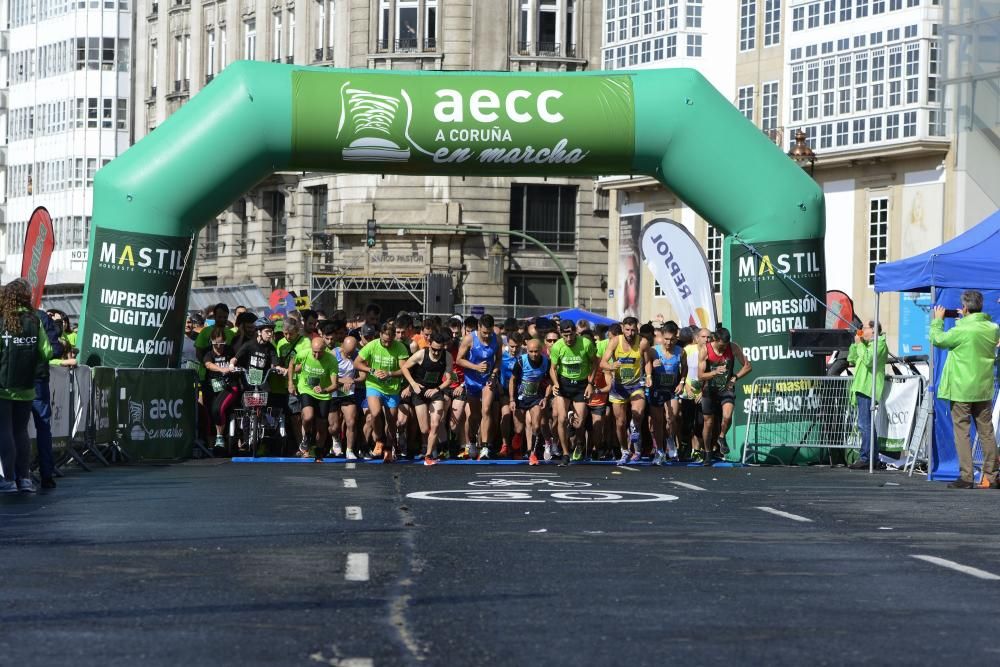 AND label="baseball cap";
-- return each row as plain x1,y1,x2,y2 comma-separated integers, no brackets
361,324,378,340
